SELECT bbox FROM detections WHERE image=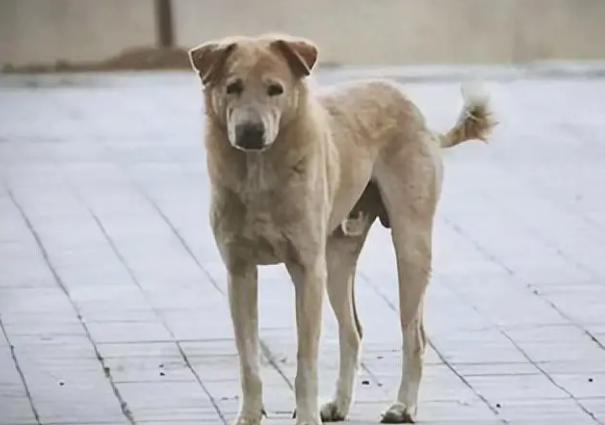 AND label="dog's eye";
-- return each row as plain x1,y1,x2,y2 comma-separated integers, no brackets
267,84,284,97
226,80,243,95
